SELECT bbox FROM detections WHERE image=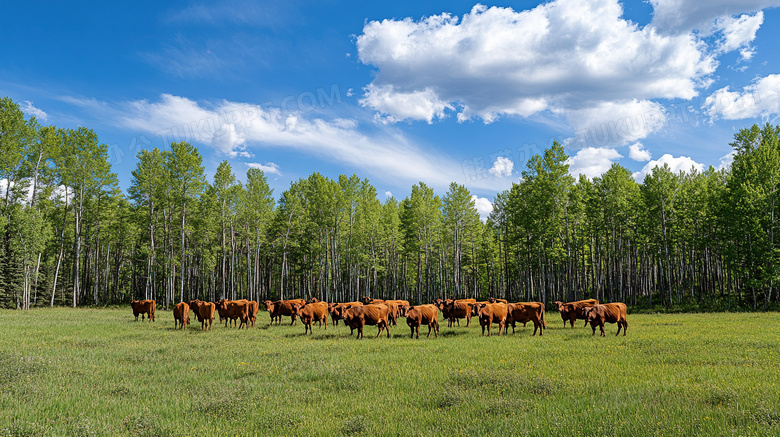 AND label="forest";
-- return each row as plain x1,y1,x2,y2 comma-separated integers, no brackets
1,96,779,311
